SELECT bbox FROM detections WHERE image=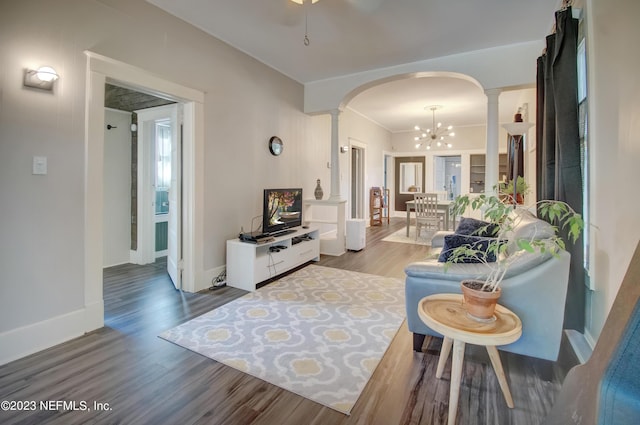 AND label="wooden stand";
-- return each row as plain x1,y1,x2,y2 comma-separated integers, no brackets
370,187,389,226
418,293,522,425
383,188,390,224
